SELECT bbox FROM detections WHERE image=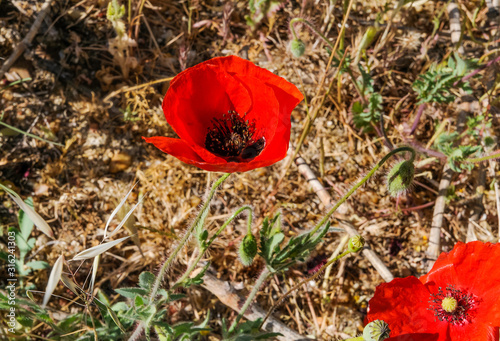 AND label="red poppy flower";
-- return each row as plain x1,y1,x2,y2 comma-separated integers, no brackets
365,241,500,341
143,55,303,173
